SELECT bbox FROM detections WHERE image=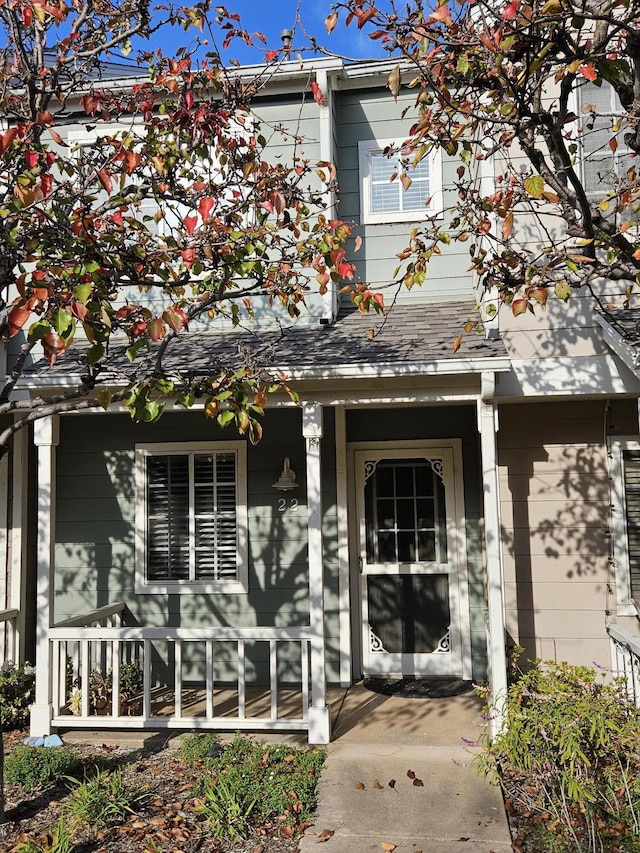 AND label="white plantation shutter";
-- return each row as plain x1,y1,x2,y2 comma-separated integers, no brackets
623,450,640,599
137,442,248,592
147,455,190,580
193,453,238,581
